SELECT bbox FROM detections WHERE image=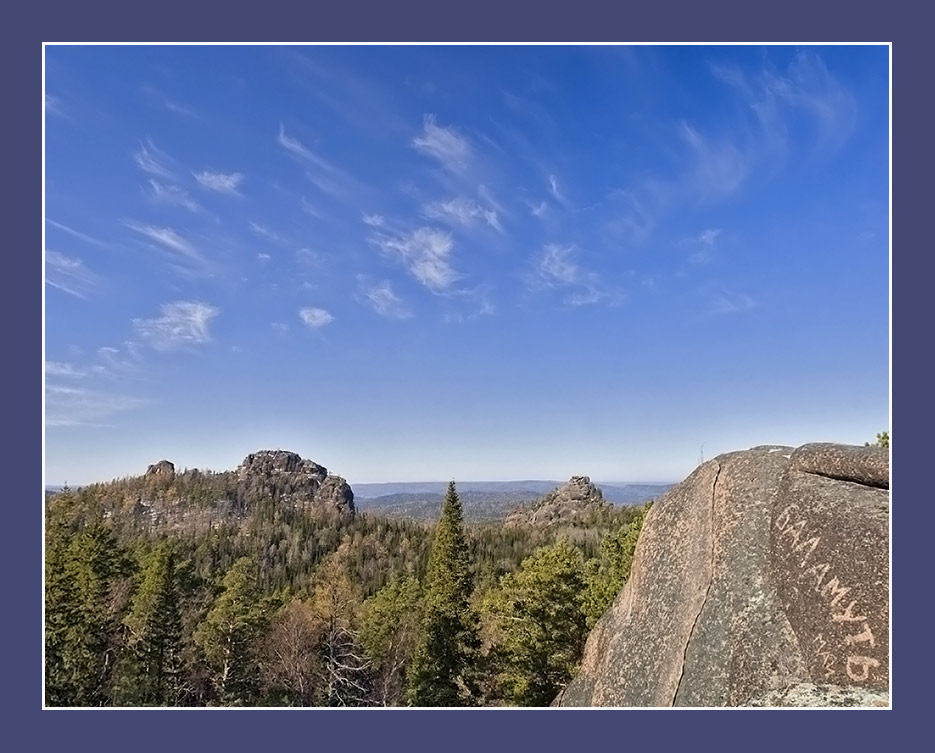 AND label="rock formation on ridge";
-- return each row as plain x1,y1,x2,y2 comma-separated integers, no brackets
505,475,609,527
236,450,355,515
554,443,890,708
145,459,175,478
